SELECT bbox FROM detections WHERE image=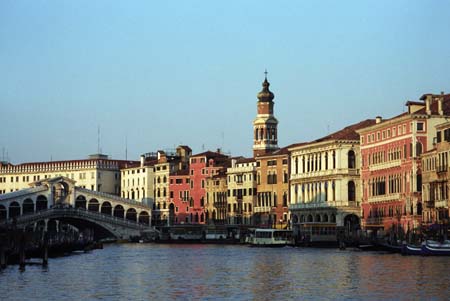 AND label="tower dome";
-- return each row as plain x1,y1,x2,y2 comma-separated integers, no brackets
257,76,274,102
